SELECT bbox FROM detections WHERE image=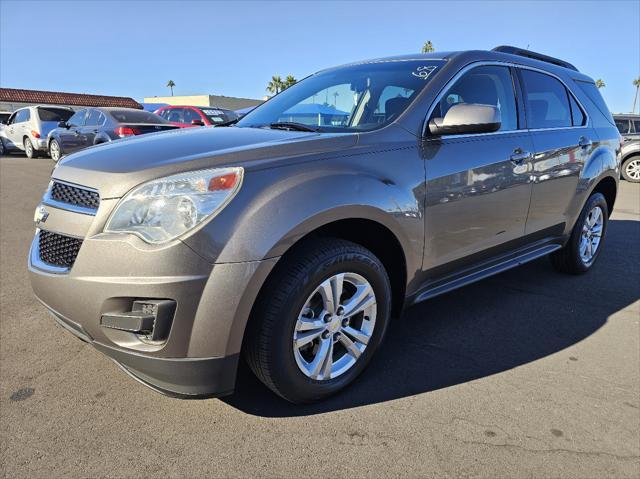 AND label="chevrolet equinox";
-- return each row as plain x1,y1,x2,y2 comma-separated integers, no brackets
29,46,621,403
